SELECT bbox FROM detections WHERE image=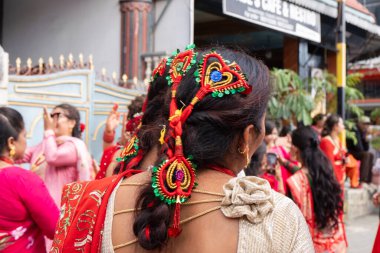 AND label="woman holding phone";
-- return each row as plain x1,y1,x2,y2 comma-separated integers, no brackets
18,104,93,206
